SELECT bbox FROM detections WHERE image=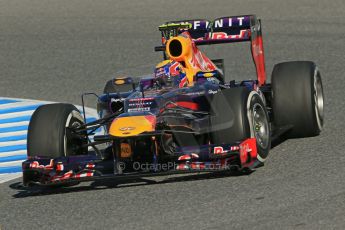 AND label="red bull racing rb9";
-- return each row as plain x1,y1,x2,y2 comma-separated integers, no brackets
22,15,324,186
